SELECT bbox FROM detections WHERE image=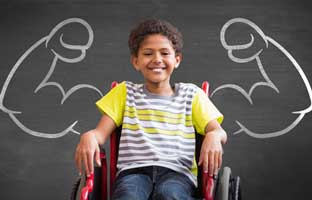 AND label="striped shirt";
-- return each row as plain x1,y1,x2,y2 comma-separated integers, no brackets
96,81,223,186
